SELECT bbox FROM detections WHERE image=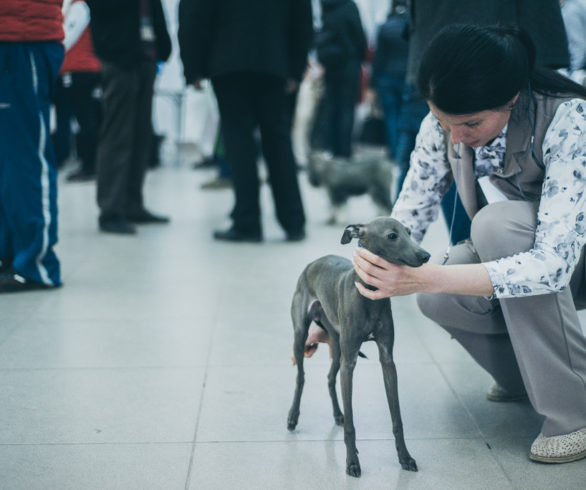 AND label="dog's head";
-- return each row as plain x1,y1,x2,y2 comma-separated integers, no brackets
341,217,430,267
